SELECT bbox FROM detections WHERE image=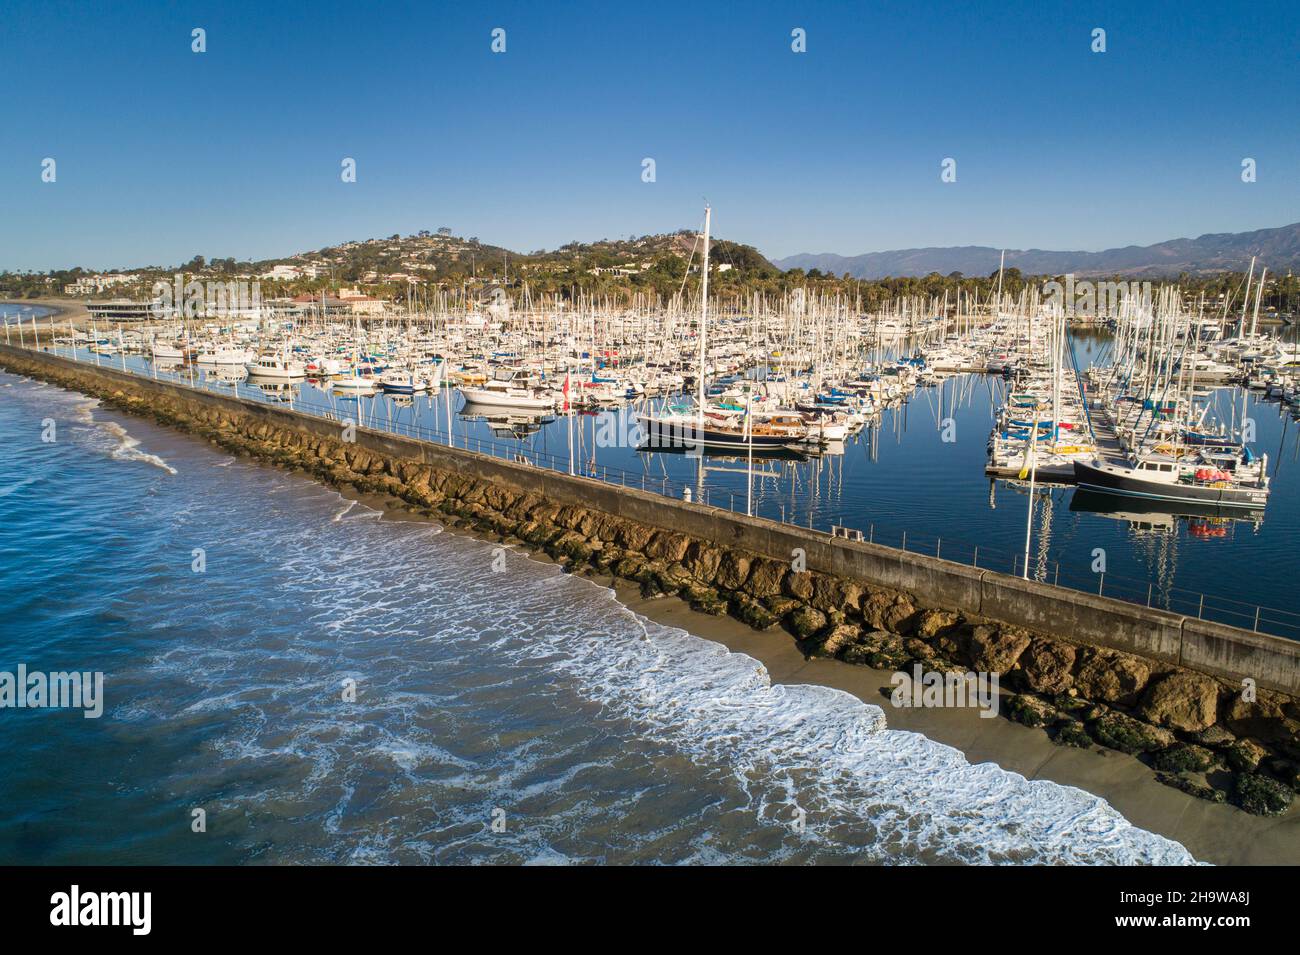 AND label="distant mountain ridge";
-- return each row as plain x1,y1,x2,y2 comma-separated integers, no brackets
772,222,1300,279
